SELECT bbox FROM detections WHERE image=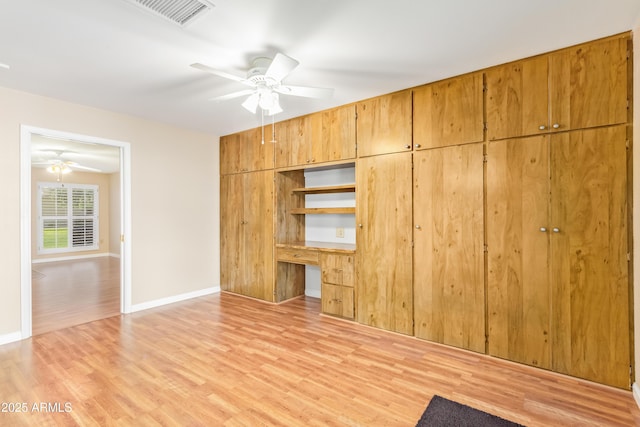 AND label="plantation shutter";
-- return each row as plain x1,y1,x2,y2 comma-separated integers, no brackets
38,183,99,254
